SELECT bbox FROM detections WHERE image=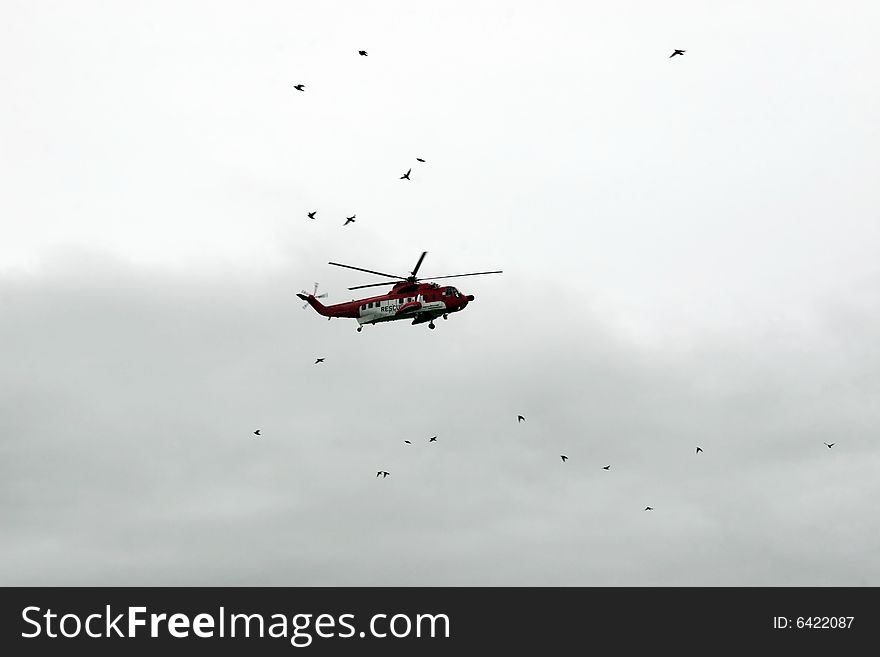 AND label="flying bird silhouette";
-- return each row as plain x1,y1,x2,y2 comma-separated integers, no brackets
253,429,261,436
560,455,568,462
344,214,356,226
429,436,437,442
404,440,411,444
293,84,305,90
517,415,525,423
376,471,389,478
400,168,411,180
416,158,425,162
645,506,654,511
669,49,685,58
602,465,610,470
307,211,317,220
824,442,835,448
315,358,325,364
696,447,703,454
359,50,368,56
